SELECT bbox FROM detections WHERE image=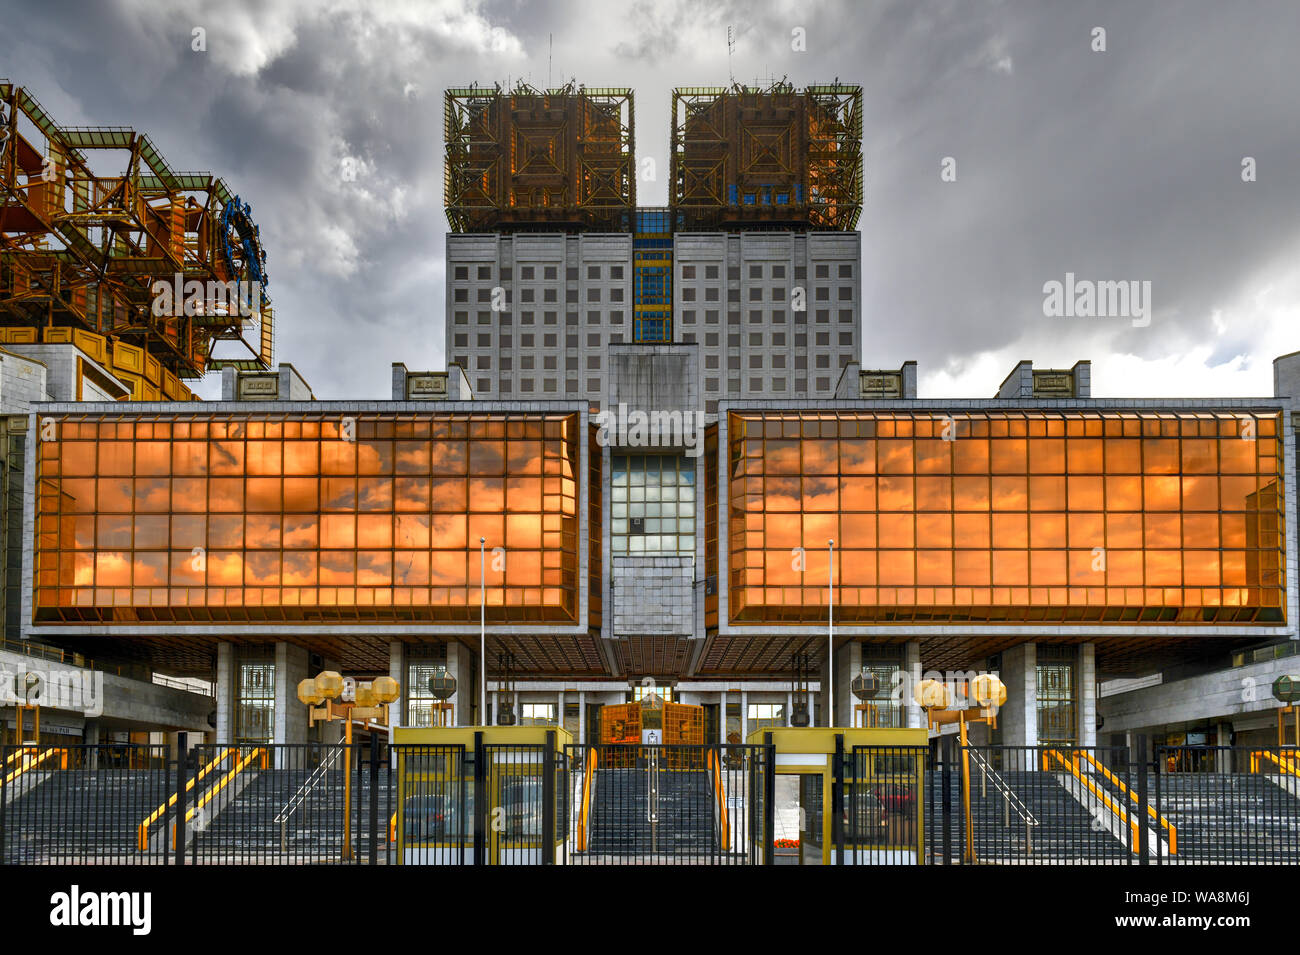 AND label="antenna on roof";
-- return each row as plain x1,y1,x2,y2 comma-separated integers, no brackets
727,25,736,85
